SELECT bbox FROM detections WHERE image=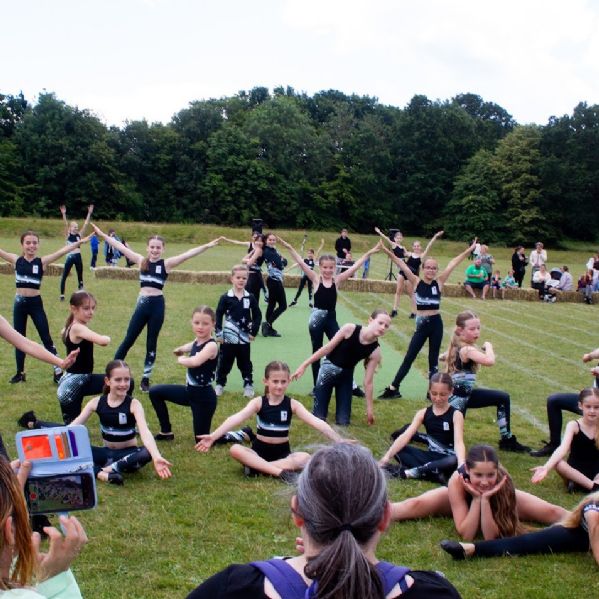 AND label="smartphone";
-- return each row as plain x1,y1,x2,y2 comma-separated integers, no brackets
25,472,96,515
